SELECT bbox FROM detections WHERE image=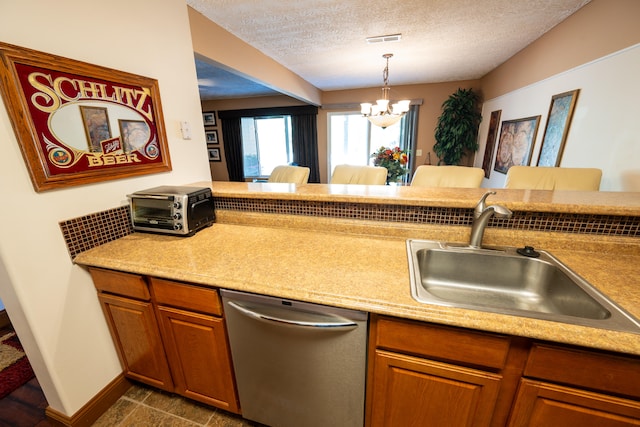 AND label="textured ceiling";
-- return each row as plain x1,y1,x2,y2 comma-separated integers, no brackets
188,0,591,100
